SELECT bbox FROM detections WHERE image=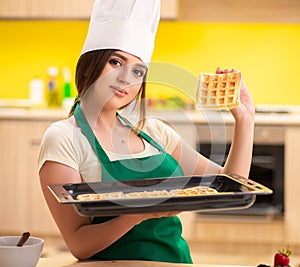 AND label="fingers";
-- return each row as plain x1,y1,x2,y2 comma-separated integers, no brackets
144,211,181,219
216,67,222,74
216,67,236,74
127,210,181,225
